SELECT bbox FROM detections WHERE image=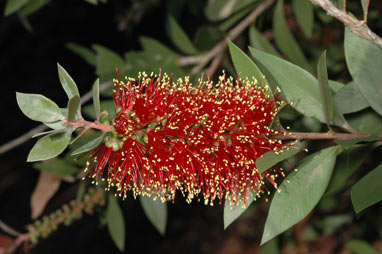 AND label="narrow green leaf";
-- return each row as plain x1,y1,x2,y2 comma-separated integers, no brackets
21,0,49,16
334,82,369,114
261,146,339,245
44,113,67,129
223,191,255,229
273,0,313,73
92,44,125,76
166,15,198,55
249,47,348,129
194,26,224,52
67,95,80,122
346,239,377,254
317,50,334,127
292,0,313,38
260,239,279,254
33,158,78,177
334,135,379,148
218,5,253,32
106,194,125,251
69,127,90,145
228,41,267,88
248,25,281,58
328,80,344,93
204,0,230,21
4,0,30,16
27,131,71,162
32,129,64,138
92,79,101,120
140,196,167,235
351,163,382,213
57,63,80,101
16,92,63,123
327,144,375,194
76,181,87,203
256,145,302,174
360,0,370,22
345,28,382,116
347,109,382,135
66,43,96,67
83,100,115,120
71,133,104,155
140,37,180,58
